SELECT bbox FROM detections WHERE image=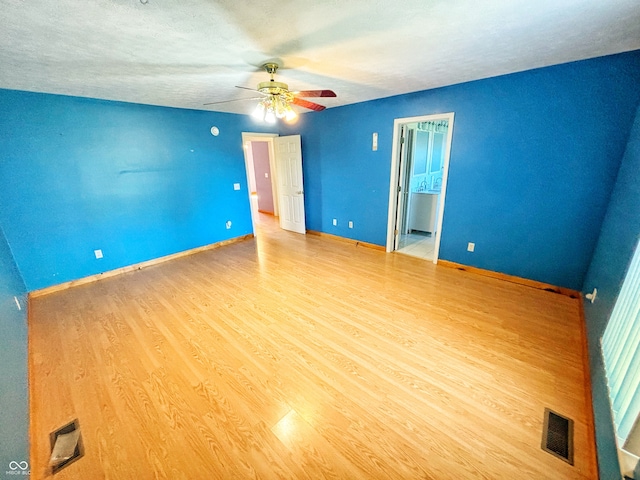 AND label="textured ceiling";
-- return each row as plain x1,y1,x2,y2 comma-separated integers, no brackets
1,0,639,115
